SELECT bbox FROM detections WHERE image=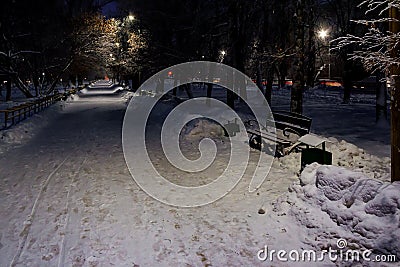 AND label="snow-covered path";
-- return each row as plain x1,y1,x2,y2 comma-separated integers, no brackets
0,85,308,267
0,81,394,266
0,94,132,266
